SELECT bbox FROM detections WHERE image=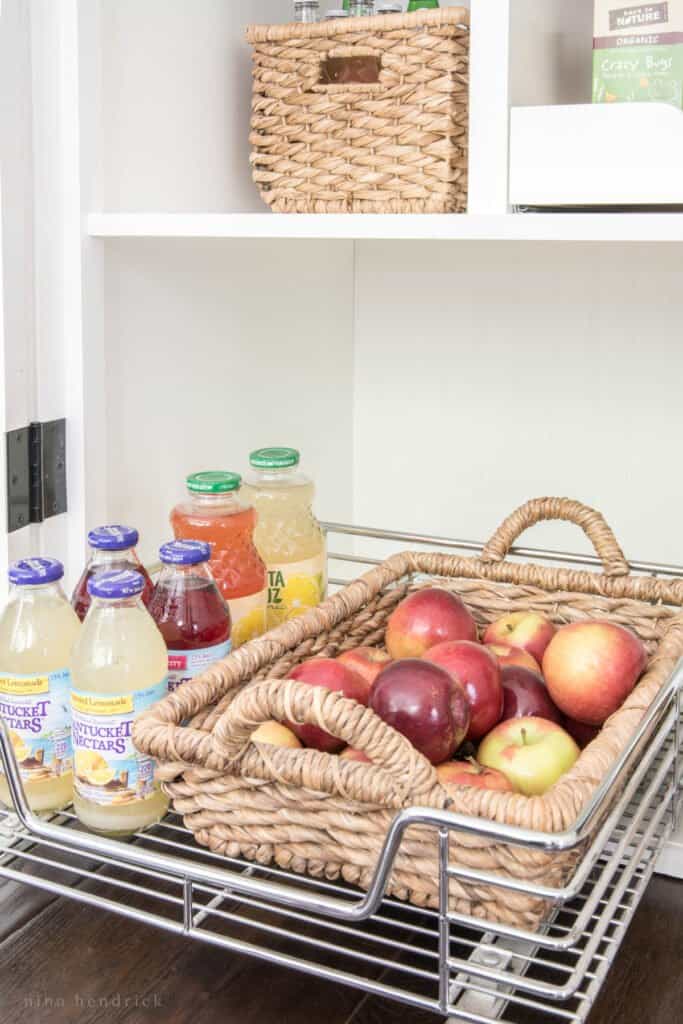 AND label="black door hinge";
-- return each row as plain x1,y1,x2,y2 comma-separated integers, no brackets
6,419,67,533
